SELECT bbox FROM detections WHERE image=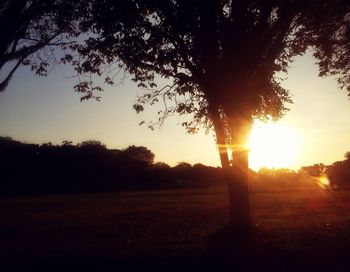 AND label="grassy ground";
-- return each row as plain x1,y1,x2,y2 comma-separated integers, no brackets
1,175,350,271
